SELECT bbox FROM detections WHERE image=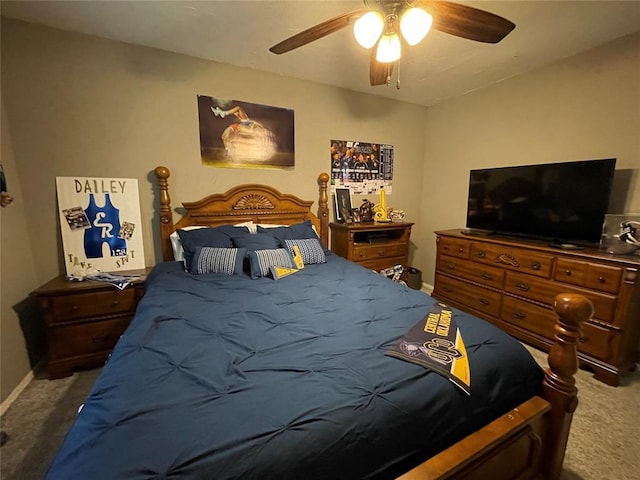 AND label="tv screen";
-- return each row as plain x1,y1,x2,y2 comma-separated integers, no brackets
465,158,616,246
